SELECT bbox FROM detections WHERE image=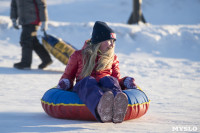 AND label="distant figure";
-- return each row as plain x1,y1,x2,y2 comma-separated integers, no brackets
10,0,52,69
128,0,146,24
